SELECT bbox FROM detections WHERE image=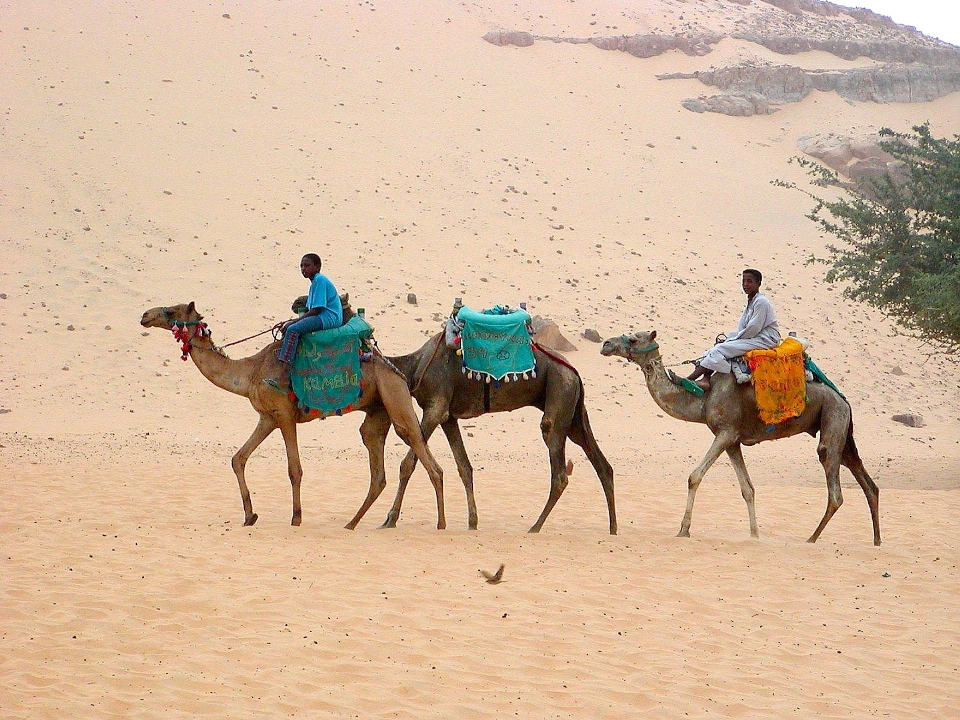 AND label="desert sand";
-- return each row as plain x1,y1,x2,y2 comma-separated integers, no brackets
2,1,960,717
